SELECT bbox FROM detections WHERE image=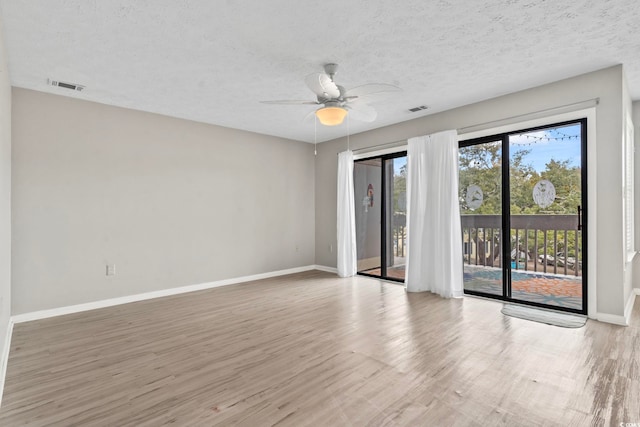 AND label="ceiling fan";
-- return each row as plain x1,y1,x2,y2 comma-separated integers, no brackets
260,63,401,126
